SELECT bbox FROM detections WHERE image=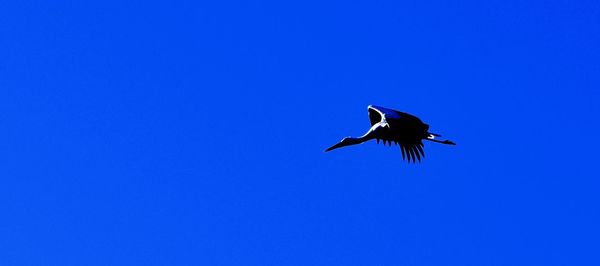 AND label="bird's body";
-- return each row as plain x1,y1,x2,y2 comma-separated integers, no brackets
325,105,455,163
